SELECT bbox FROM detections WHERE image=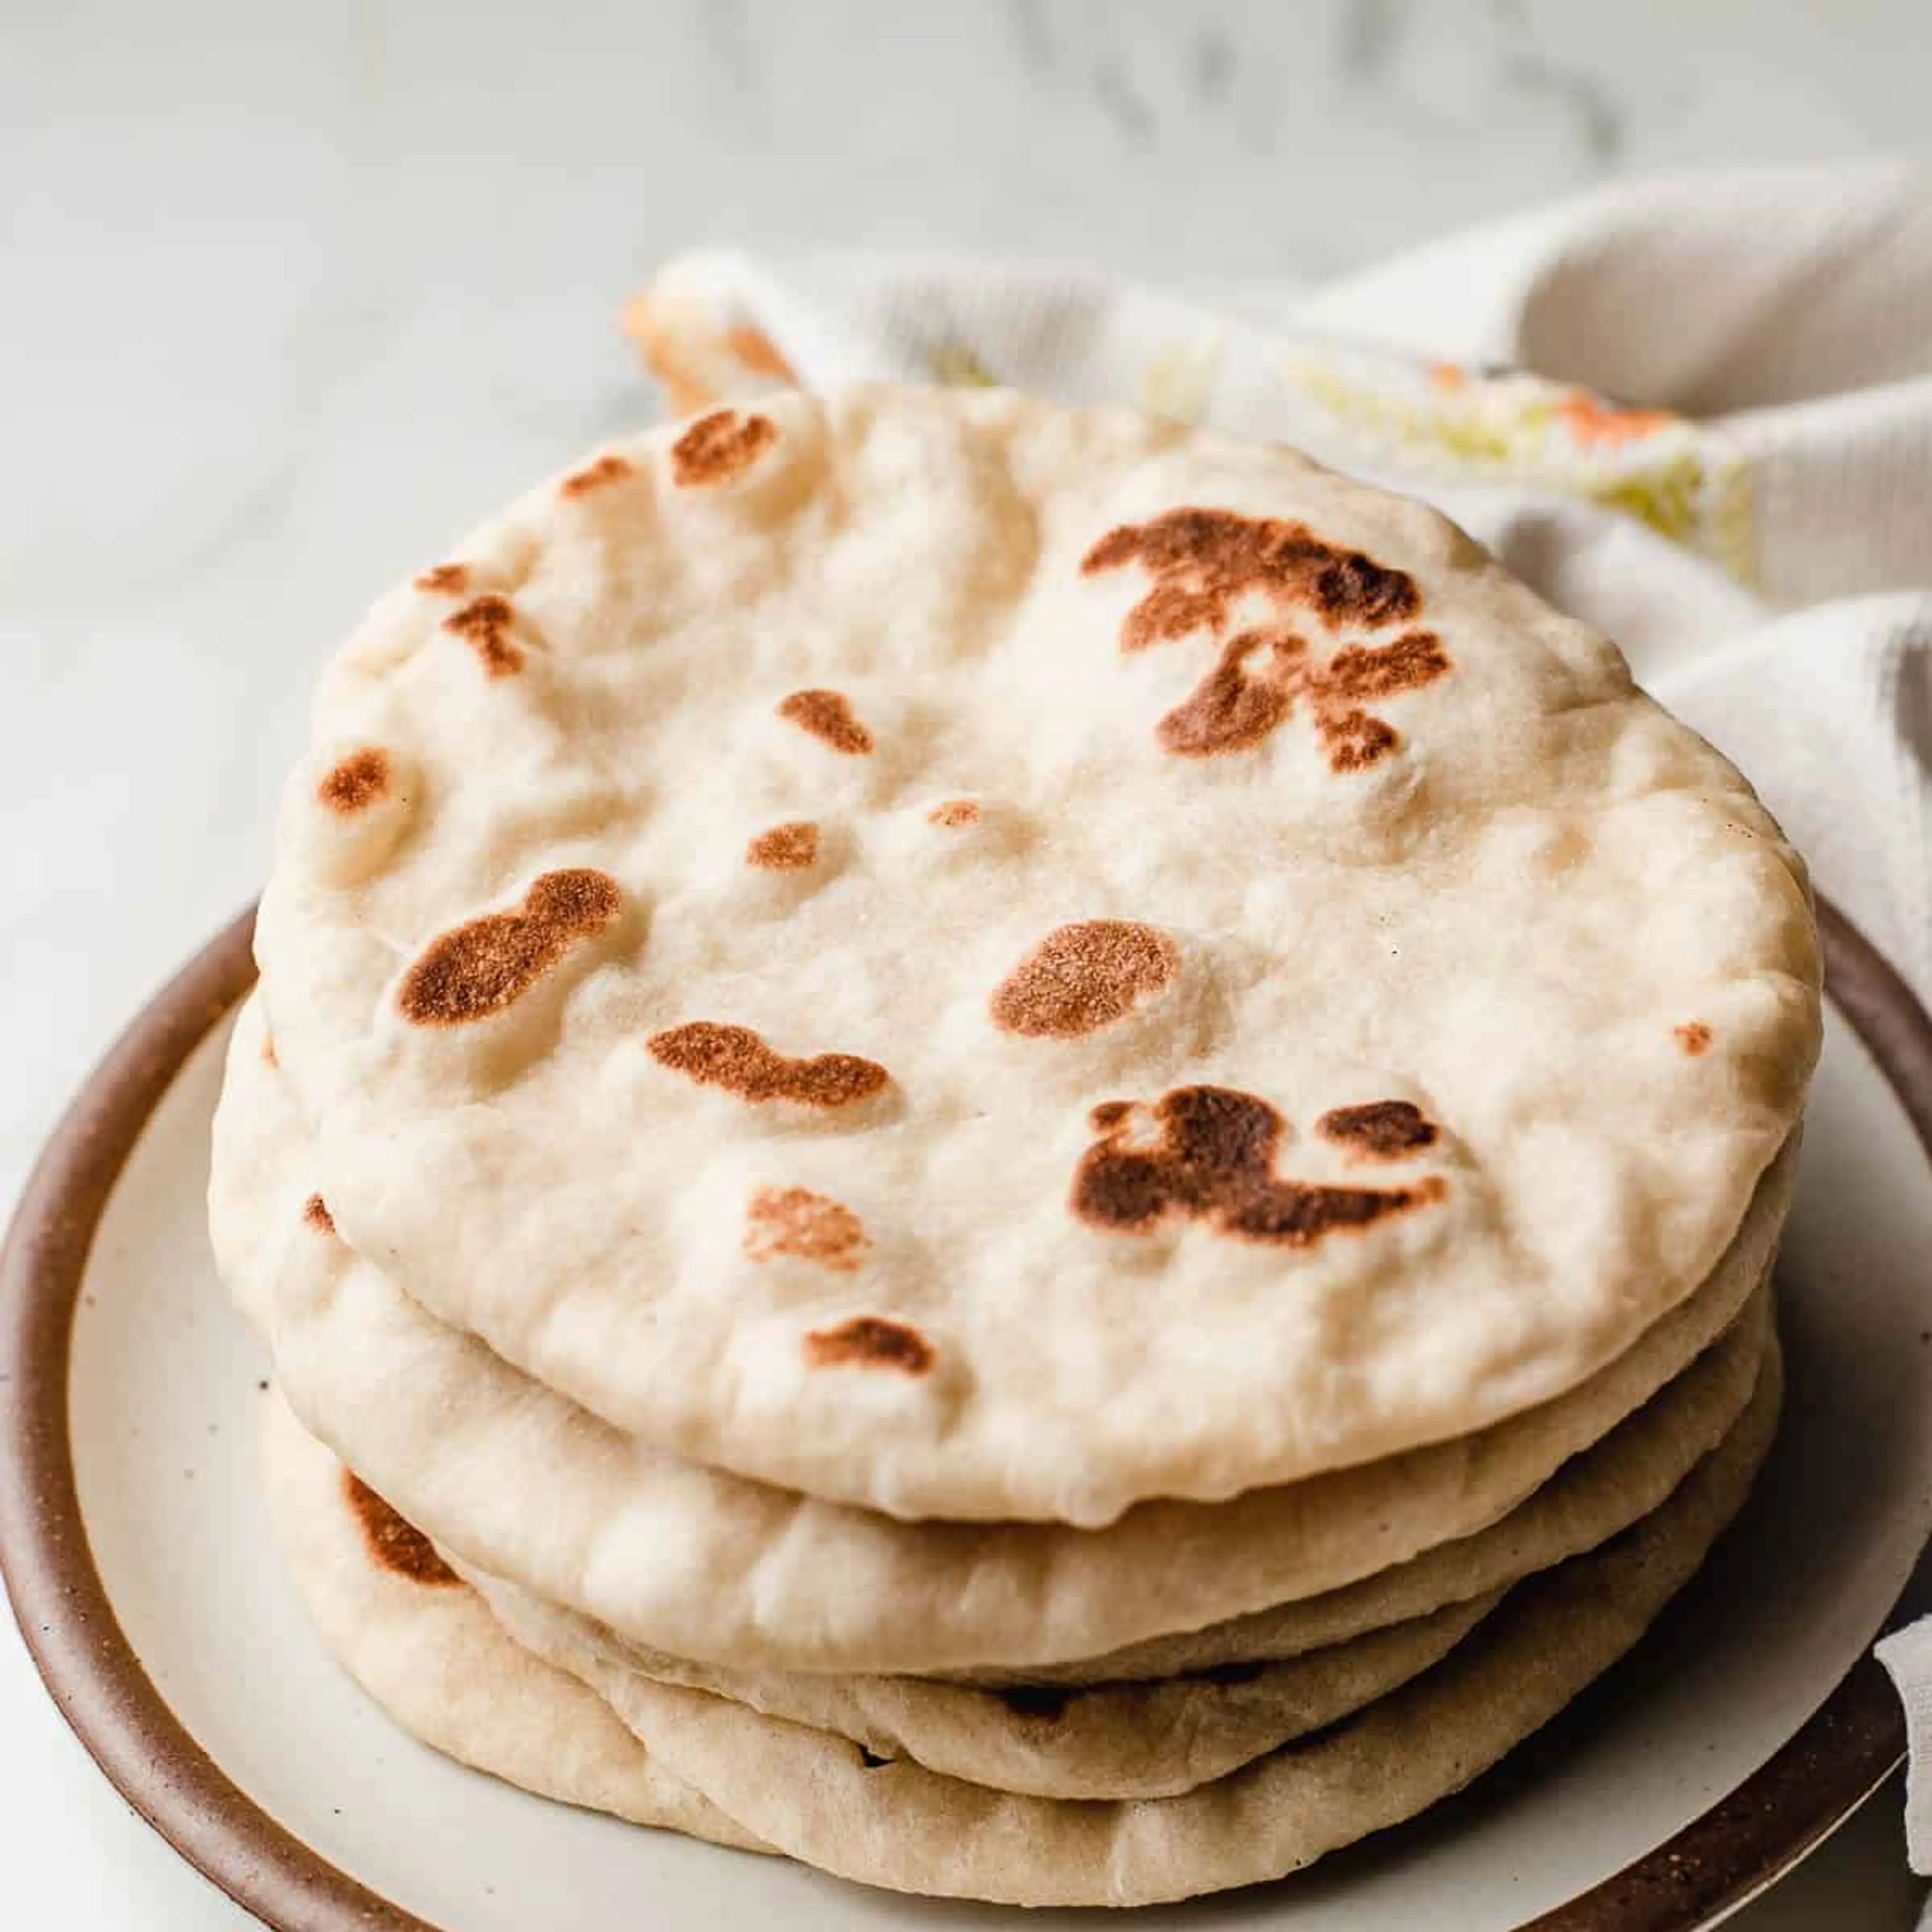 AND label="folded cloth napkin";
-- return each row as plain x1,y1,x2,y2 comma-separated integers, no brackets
625,164,1932,1906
